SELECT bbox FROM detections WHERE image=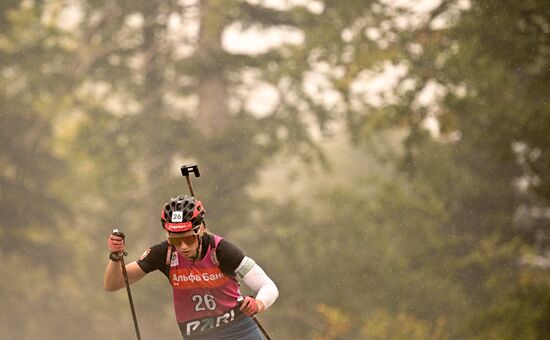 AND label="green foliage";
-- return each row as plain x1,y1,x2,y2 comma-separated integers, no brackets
346,0,550,337
243,124,550,338
362,309,448,340
2,0,550,338
313,304,352,340
241,133,467,338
